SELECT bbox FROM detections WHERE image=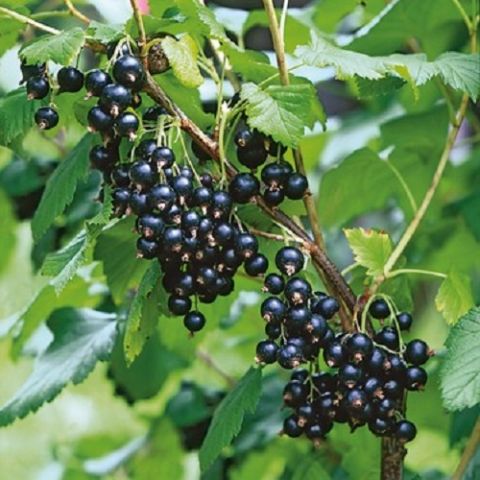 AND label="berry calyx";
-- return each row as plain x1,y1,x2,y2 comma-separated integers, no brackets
34,107,59,130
